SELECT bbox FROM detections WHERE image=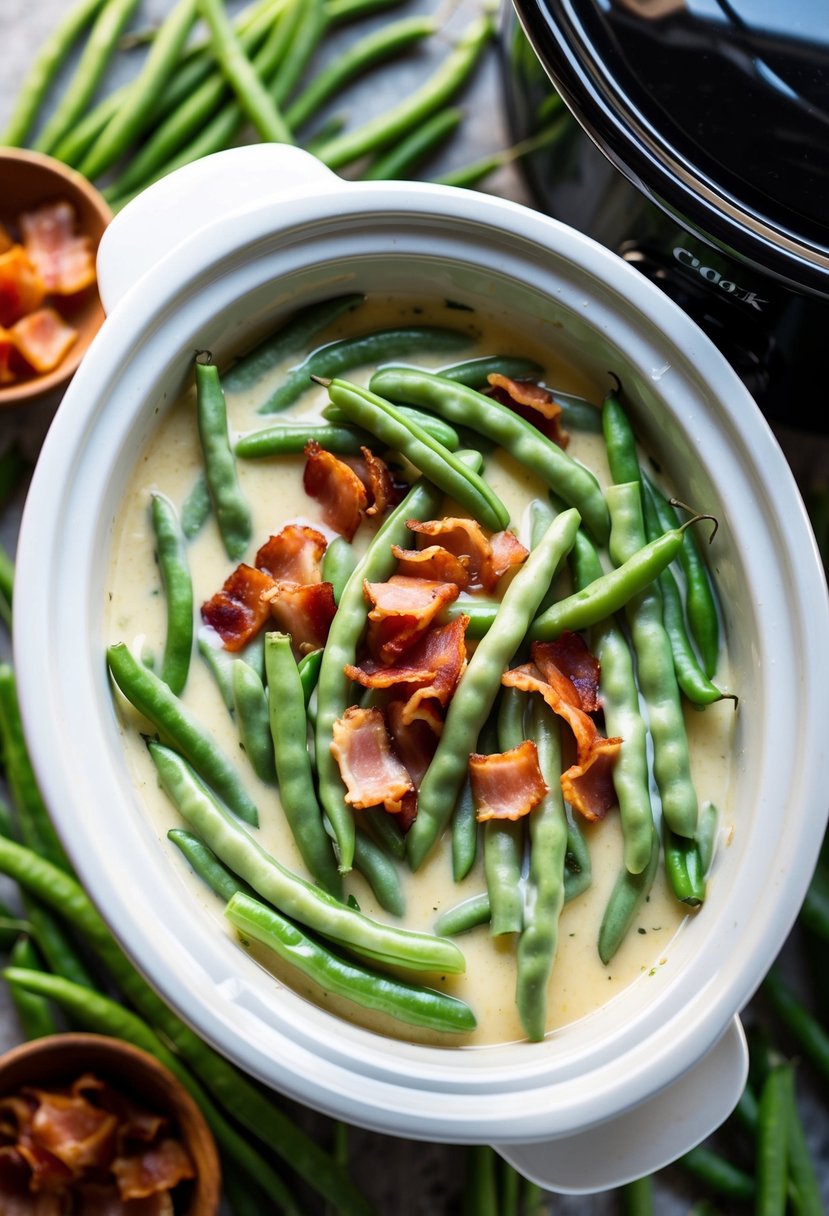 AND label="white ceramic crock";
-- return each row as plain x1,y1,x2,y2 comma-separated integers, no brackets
14,144,829,1194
